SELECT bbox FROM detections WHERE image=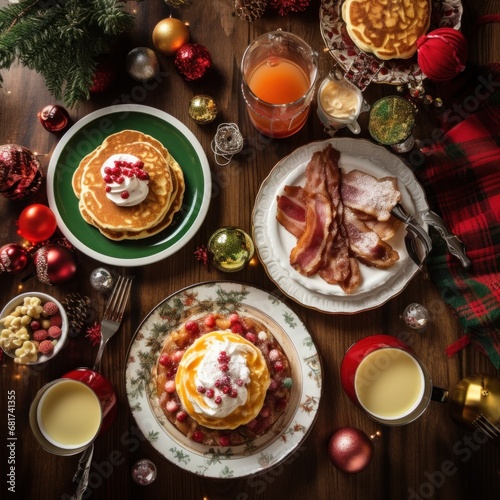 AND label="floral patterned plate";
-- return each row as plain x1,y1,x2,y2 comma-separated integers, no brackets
125,281,322,478
320,0,463,85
